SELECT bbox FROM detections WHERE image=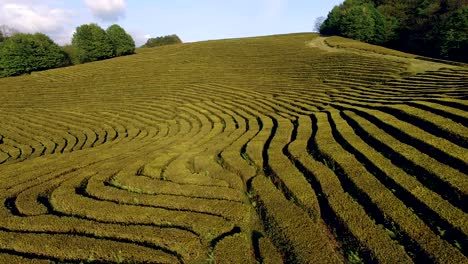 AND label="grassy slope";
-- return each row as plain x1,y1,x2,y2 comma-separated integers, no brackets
0,33,467,263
